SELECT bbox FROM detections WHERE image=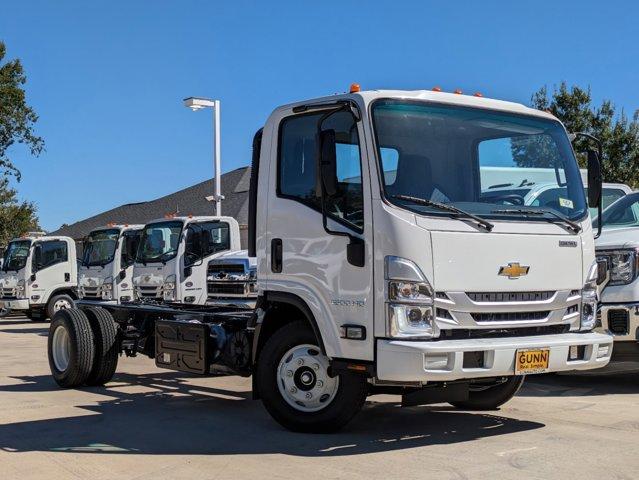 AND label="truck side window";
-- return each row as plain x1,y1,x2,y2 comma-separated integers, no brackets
33,240,68,272
184,222,231,266
278,111,364,230
121,232,141,268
